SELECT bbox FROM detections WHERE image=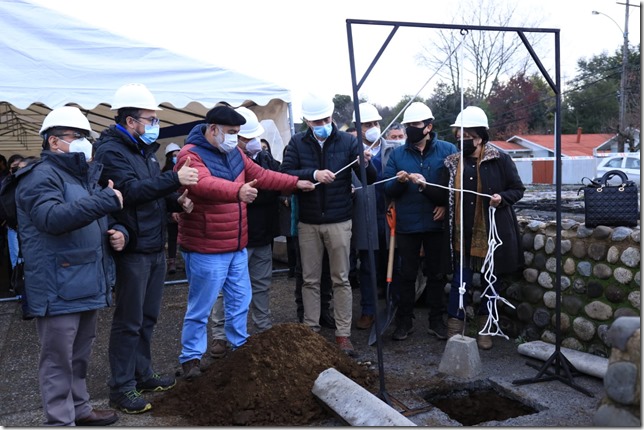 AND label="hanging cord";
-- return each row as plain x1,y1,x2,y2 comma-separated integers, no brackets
416,178,515,339
312,38,468,188
456,30,467,336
